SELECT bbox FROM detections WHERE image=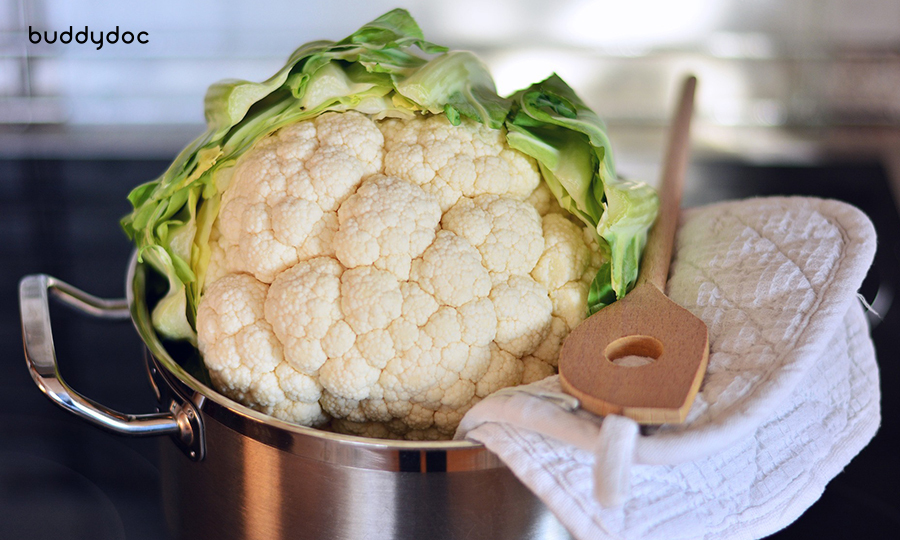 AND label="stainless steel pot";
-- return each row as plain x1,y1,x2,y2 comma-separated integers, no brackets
19,255,573,540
